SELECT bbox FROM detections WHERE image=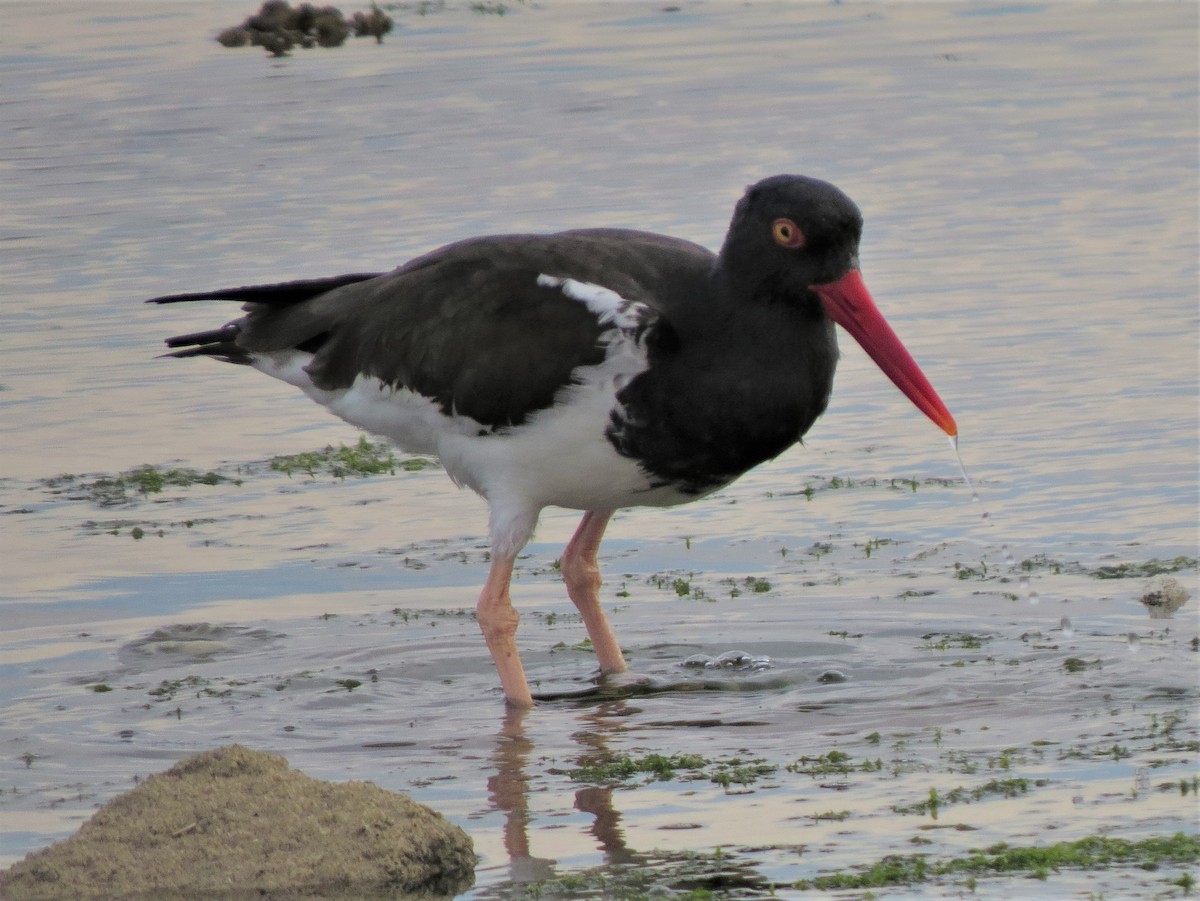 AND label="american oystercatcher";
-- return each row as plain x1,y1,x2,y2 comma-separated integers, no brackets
150,175,957,707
